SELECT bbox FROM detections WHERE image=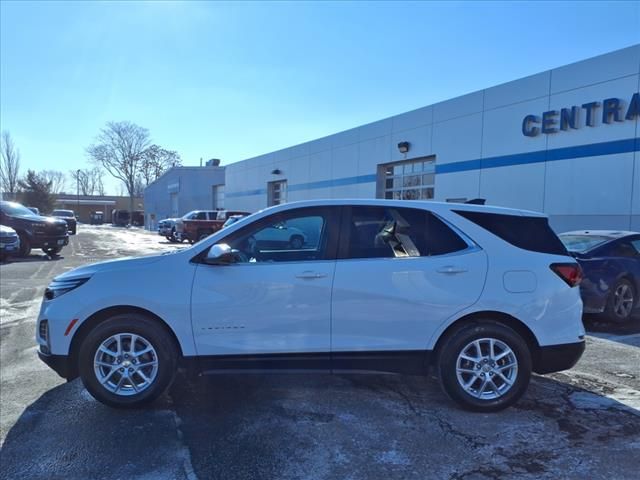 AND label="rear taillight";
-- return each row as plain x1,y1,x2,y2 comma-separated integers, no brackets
550,263,583,287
